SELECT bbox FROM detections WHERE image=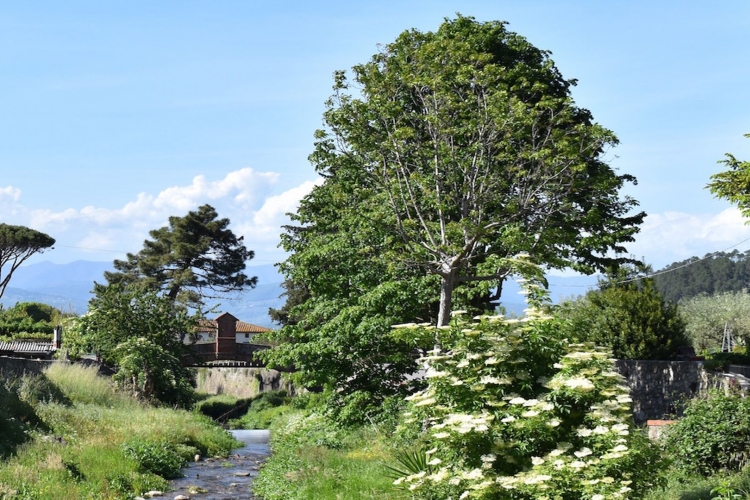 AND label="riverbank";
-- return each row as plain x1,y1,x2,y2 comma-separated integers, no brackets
0,363,238,499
